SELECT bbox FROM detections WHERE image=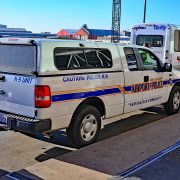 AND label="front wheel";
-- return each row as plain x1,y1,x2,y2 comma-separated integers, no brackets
67,105,101,148
164,86,180,115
